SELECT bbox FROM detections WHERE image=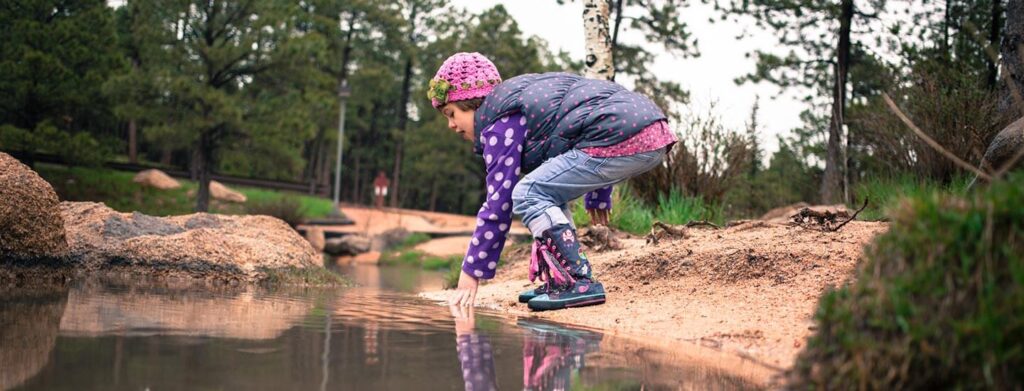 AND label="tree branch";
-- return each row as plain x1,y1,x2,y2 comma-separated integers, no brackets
881,93,992,181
